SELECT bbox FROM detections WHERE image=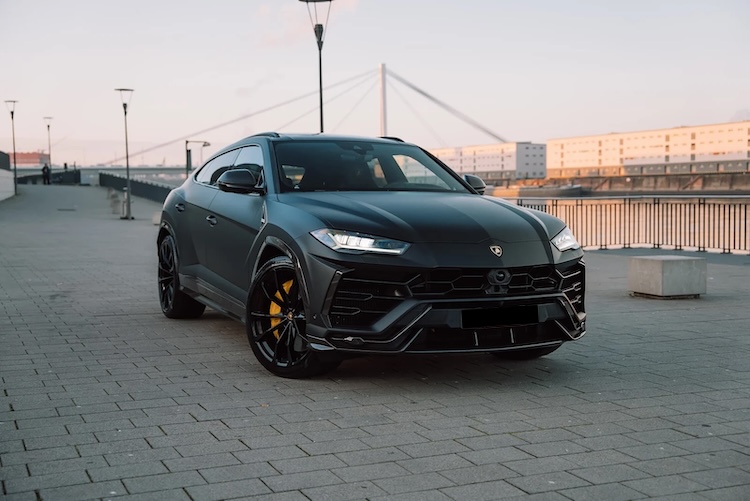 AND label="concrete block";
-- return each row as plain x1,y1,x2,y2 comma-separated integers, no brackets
628,256,706,298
